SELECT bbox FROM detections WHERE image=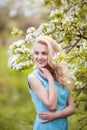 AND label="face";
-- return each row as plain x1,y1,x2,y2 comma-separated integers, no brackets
33,42,48,68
